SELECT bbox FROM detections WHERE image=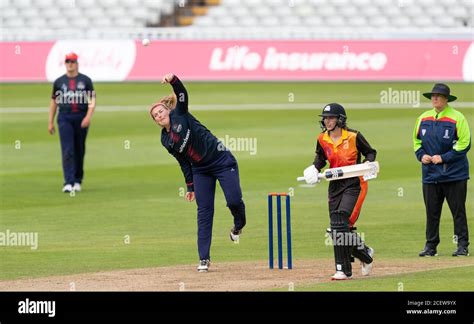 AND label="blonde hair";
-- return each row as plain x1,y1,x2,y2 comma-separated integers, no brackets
149,93,177,119
158,93,177,110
